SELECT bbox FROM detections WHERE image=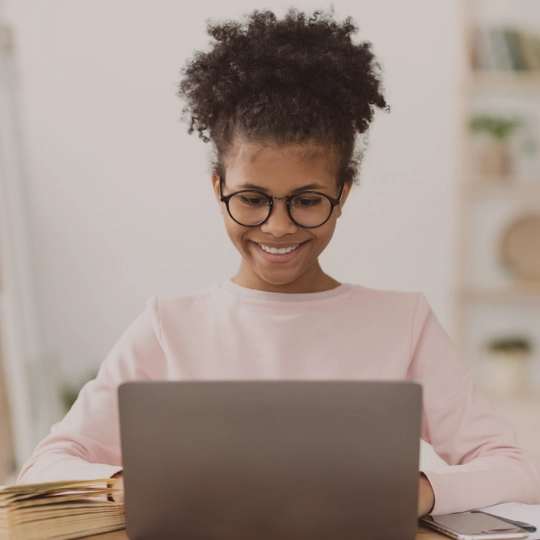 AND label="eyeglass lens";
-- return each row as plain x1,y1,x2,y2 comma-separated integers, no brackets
227,191,333,227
